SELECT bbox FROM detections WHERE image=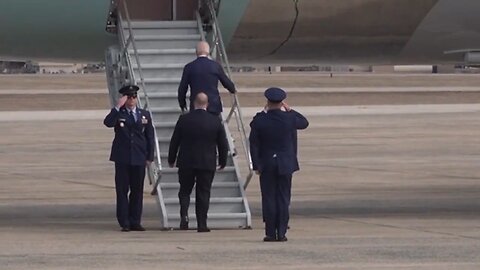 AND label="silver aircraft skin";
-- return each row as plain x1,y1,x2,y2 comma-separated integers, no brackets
1,0,480,65
229,0,480,64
